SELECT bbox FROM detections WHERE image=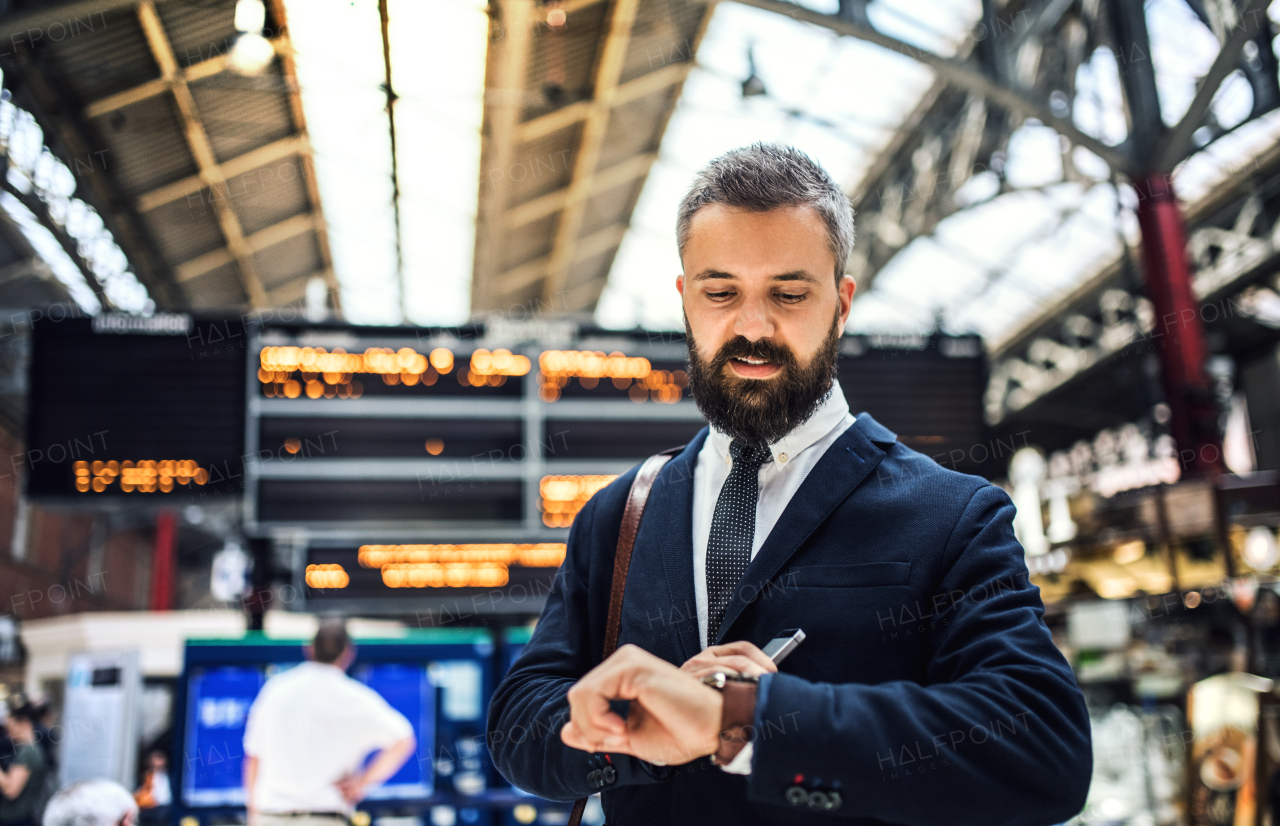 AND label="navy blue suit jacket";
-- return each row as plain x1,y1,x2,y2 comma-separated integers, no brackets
488,414,1092,825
